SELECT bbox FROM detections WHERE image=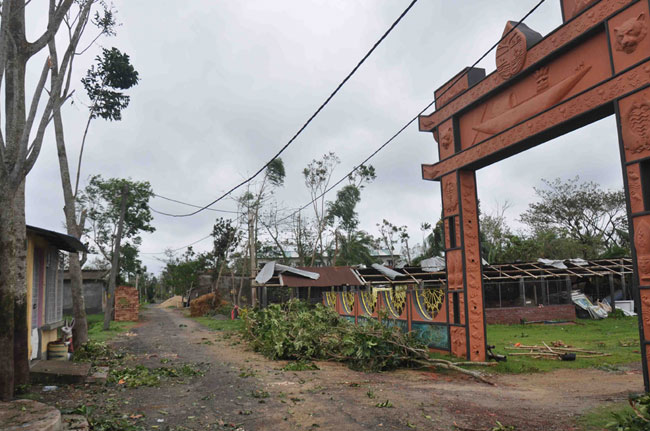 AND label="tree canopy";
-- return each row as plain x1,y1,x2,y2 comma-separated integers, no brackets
80,175,155,269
